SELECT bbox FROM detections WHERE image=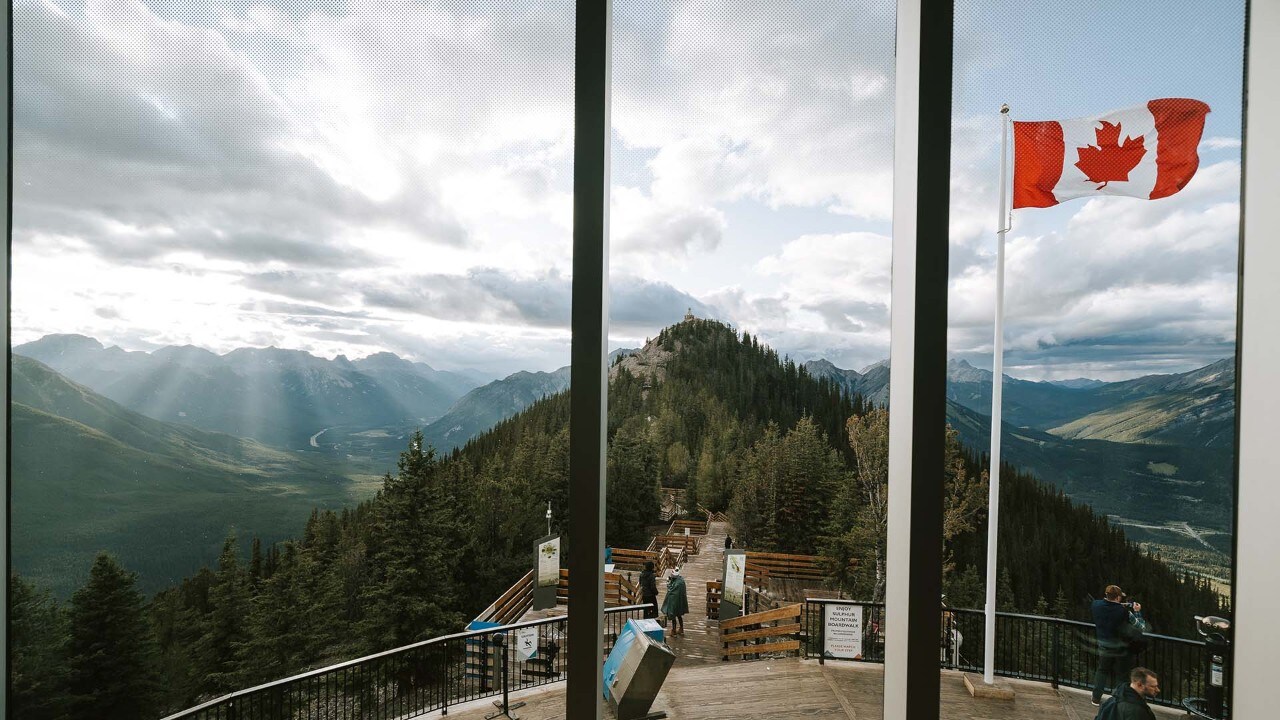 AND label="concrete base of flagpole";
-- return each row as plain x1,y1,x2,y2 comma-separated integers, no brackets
963,673,1016,701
